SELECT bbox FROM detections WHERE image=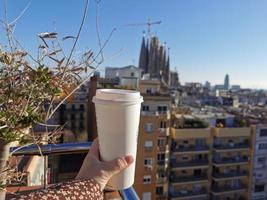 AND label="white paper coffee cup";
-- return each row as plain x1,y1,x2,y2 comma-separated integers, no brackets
93,89,143,189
